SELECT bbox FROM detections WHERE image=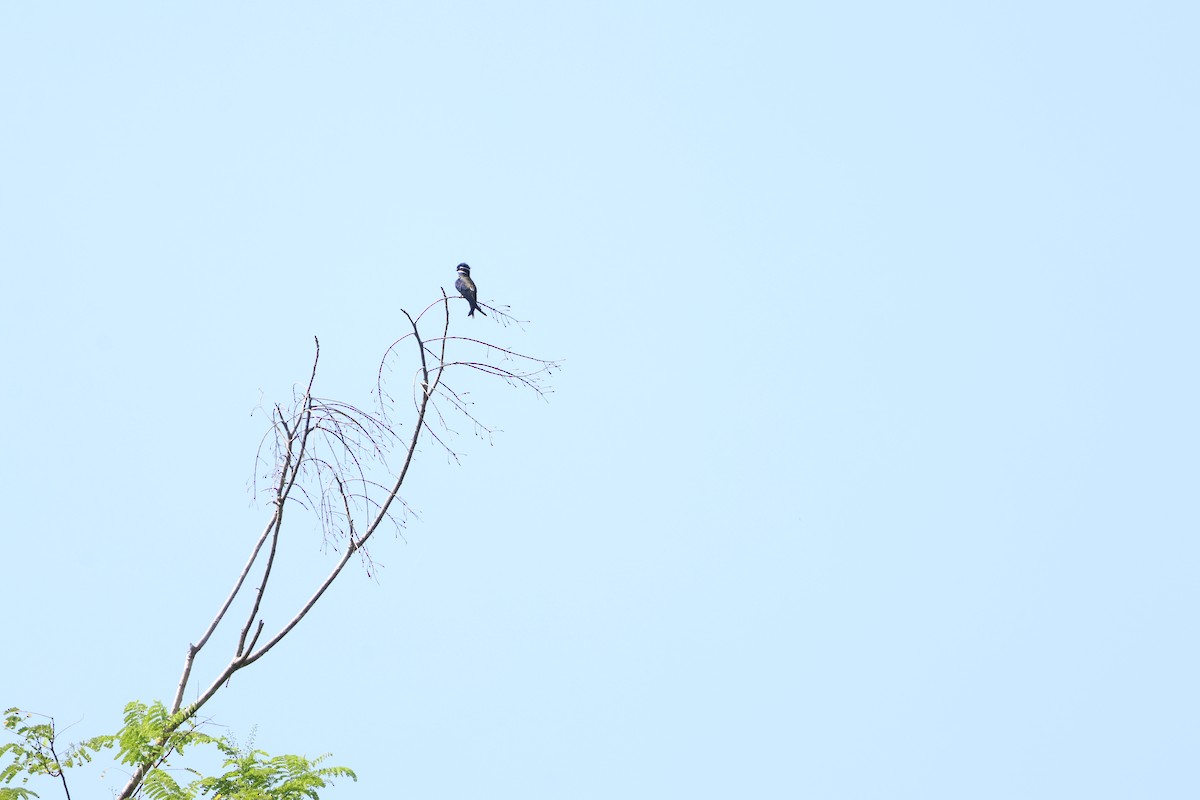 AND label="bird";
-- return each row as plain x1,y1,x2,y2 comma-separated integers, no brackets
454,263,486,317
